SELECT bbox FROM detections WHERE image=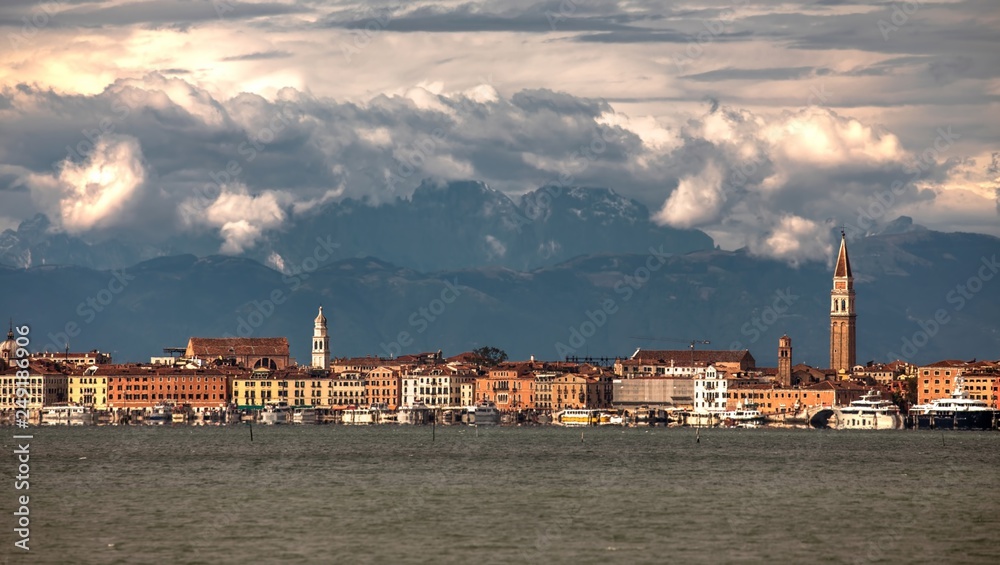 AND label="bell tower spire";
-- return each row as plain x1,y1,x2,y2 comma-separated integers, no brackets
830,231,856,373
312,306,329,370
